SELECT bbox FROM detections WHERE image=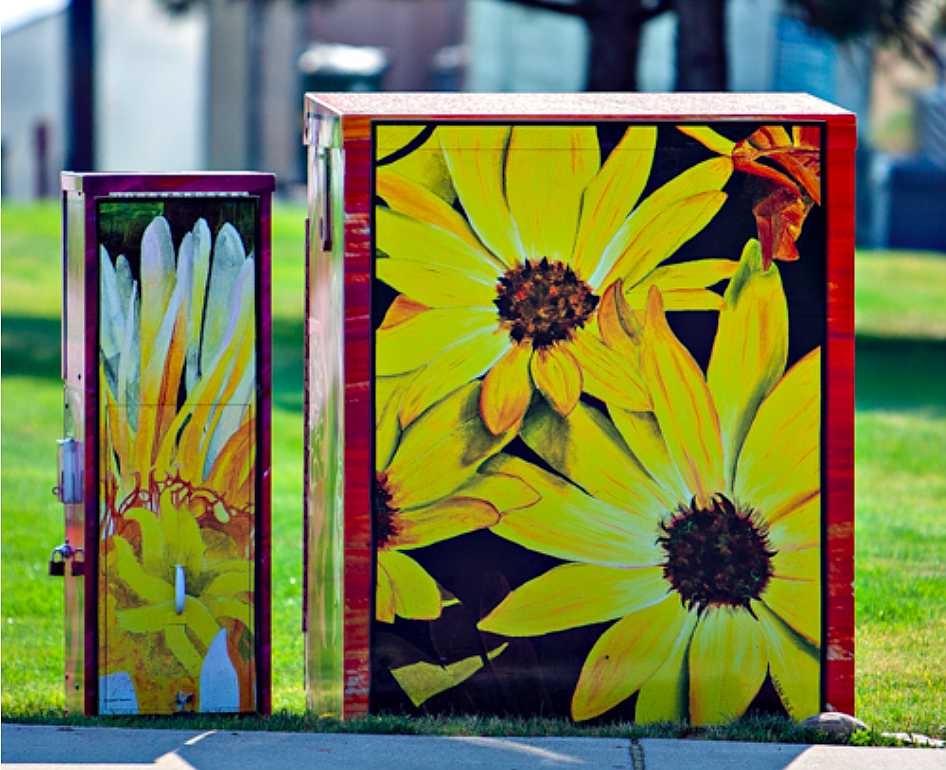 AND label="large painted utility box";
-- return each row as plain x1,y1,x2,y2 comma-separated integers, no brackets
56,173,274,716
303,94,855,724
